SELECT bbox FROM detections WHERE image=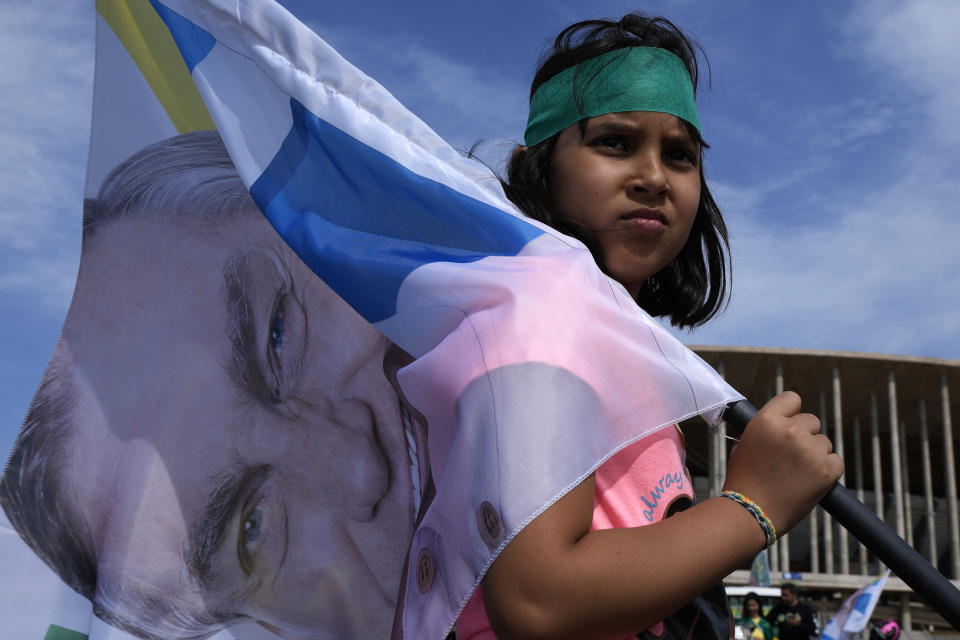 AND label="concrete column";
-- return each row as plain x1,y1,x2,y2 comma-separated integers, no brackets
776,362,789,573
719,420,728,479
870,394,884,520
809,489,821,574
809,390,828,575
722,363,730,496
761,385,780,575
900,594,912,632
708,376,716,494
919,399,937,565
899,421,913,548
808,390,821,574
820,389,834,574
709,426,717,496
870,394,884,573
942,375,960,579
709,362,725,497
889,371,905,539
833,367,849,574
853,419,868,574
